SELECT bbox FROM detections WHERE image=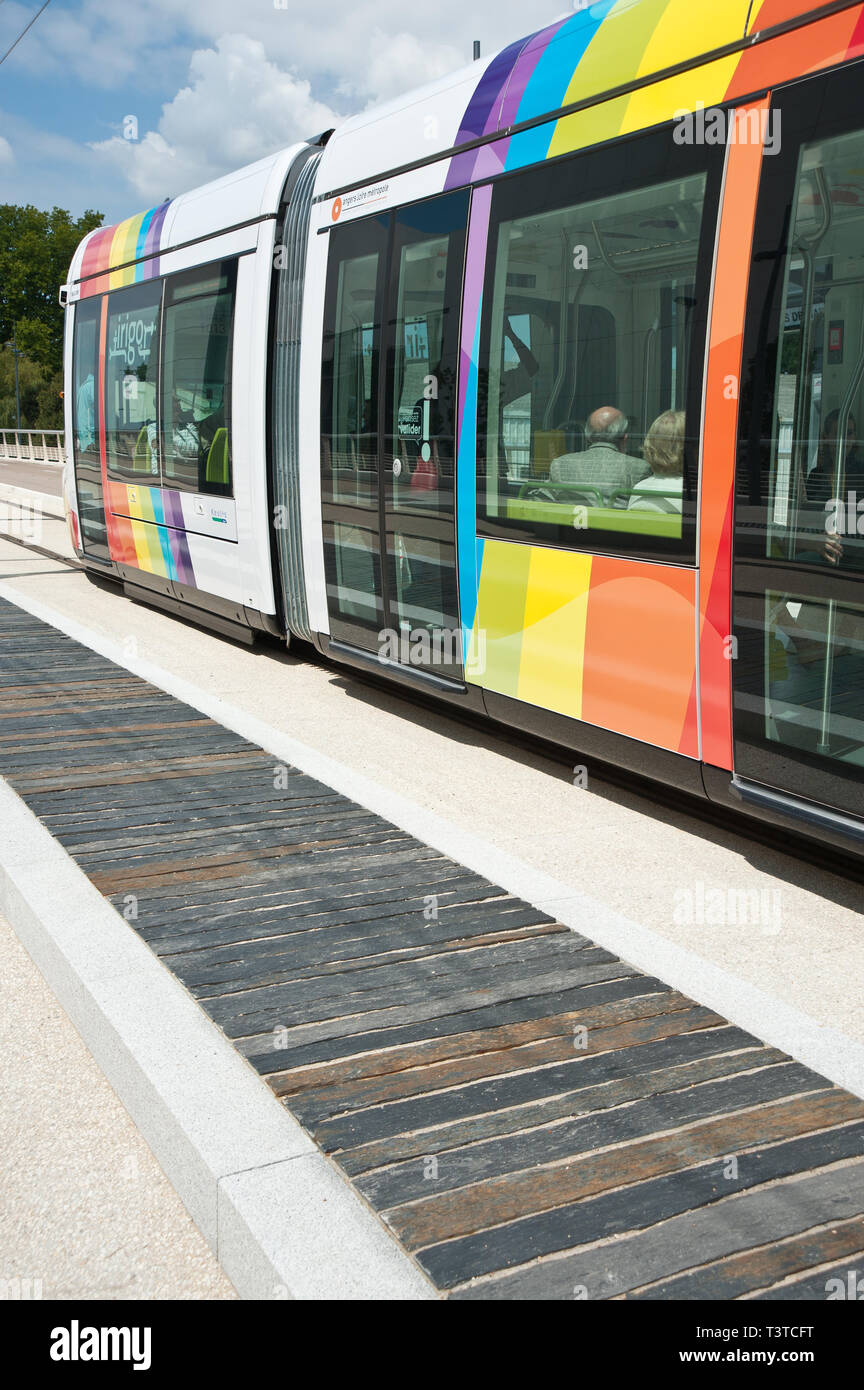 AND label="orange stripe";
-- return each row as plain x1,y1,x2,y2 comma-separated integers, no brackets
729,5,864,96
582,559,697,753
699,99,768,771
